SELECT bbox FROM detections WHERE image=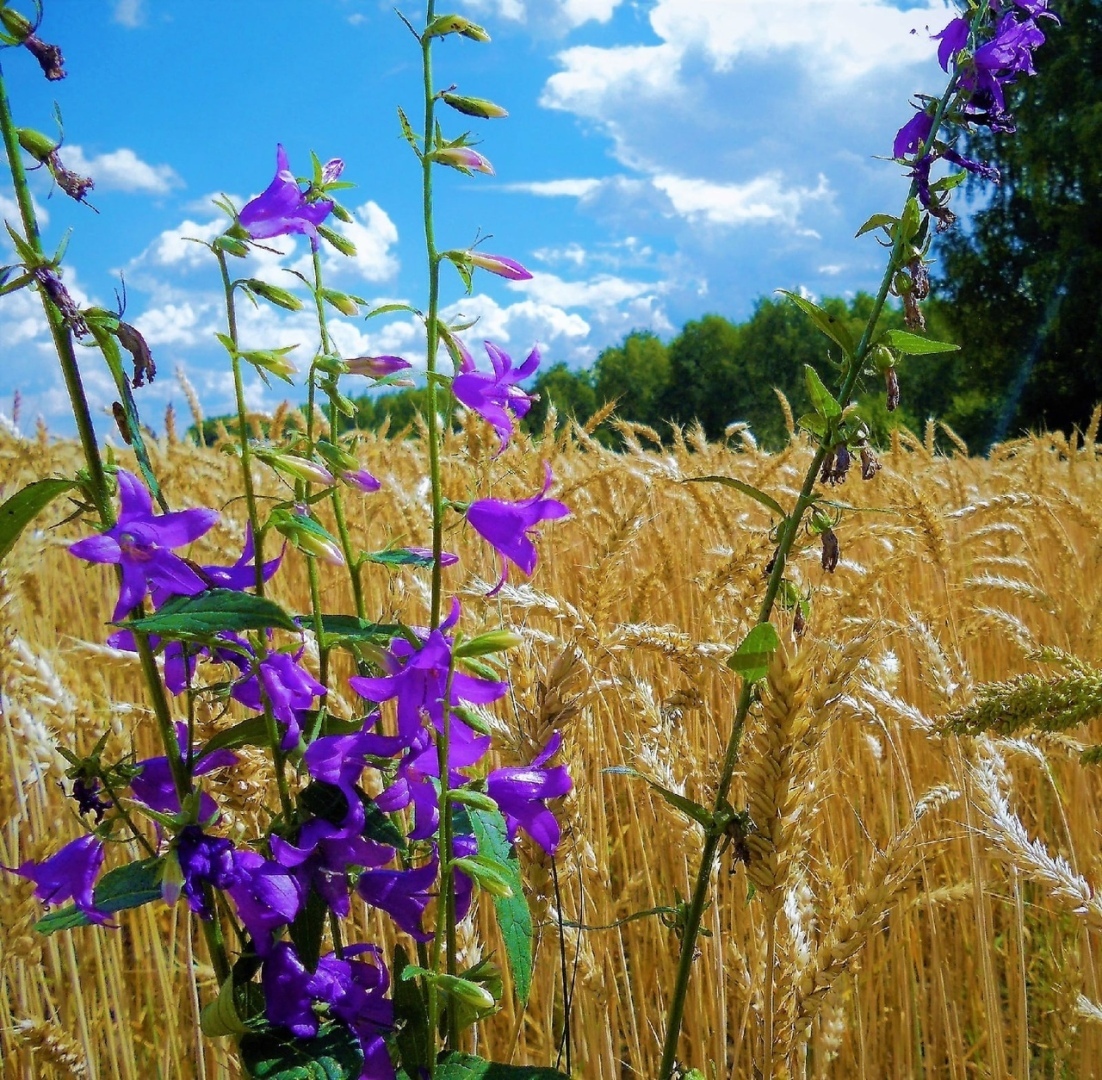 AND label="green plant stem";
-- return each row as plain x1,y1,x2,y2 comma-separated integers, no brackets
656,62,967,1080
0,60,230,986
216,250,294,820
